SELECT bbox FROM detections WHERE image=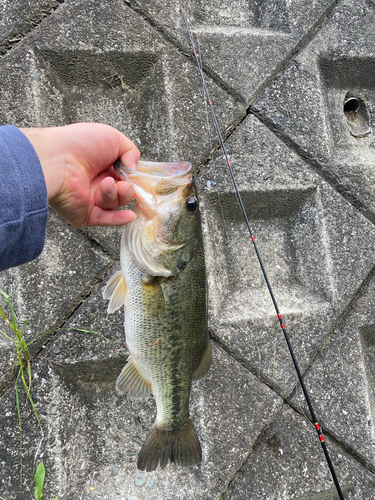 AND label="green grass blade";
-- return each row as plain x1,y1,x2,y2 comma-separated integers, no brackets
34,462,45,500
14,342,25,368
26,327,108,346
25,329,62,346
0,328,16,343
0,290,18,331
20,319,28,335
0,303,15,332
15,369,23,483
69,327,108,340
20,368,41,428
